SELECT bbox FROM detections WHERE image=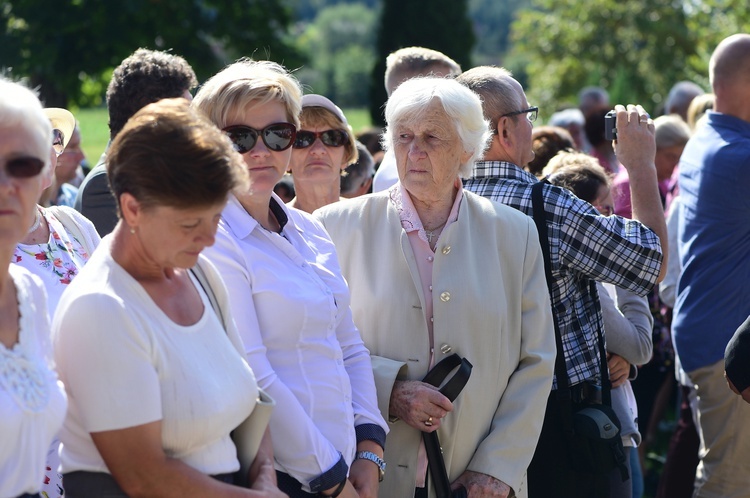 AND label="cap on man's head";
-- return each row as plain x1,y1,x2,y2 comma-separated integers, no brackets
725,315,750,393
44,108,75,149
